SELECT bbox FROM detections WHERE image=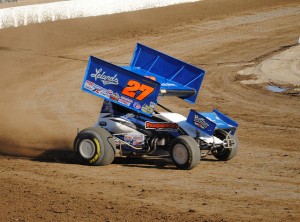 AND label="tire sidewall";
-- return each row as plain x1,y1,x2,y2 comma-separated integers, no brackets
74,129,106,165
170,136,200,170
